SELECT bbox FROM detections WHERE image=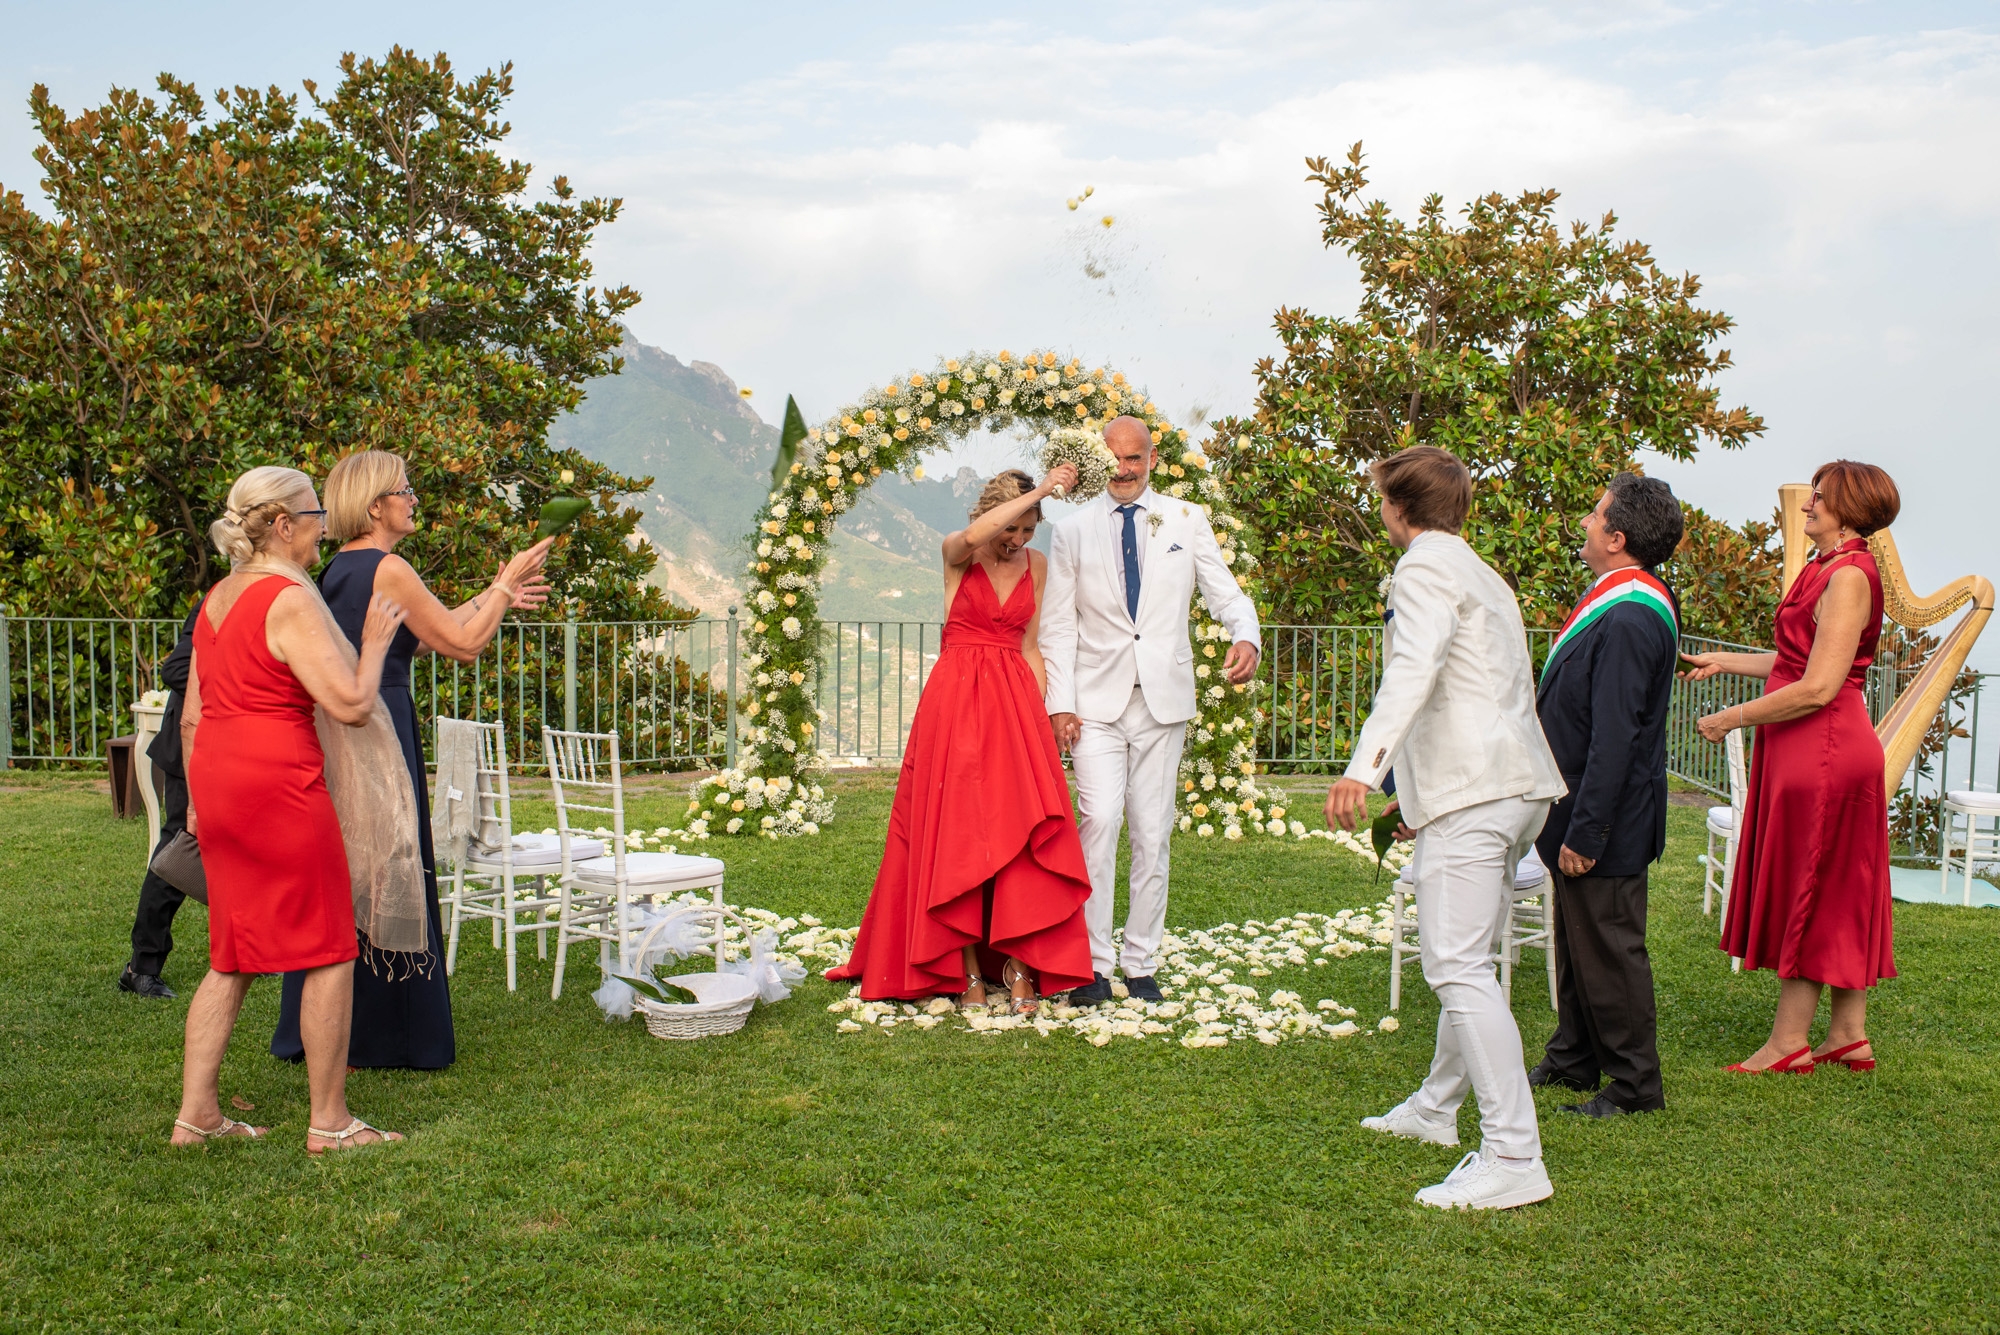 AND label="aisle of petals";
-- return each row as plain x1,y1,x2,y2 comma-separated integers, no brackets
826,908,1404,1048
